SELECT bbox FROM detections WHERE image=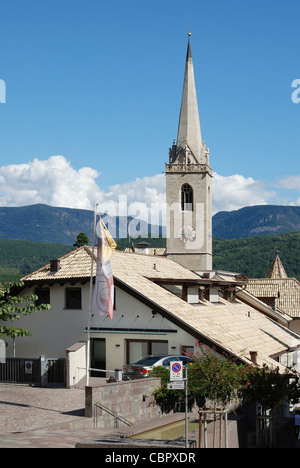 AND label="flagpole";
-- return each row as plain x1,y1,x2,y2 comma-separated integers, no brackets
86,202,98,387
